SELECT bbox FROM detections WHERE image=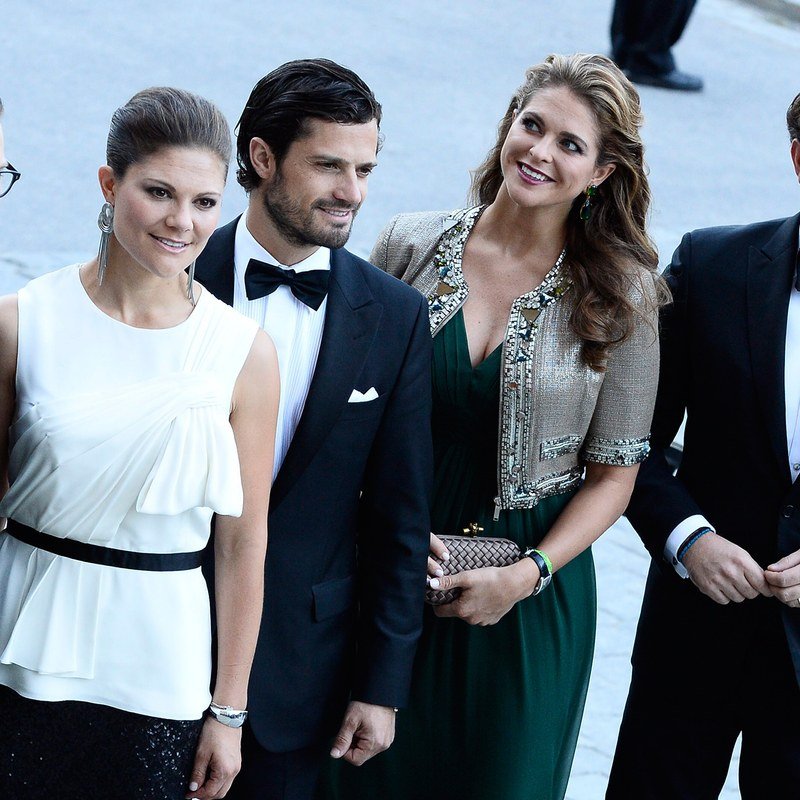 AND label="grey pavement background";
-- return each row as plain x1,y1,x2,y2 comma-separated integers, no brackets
2,1,800,797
